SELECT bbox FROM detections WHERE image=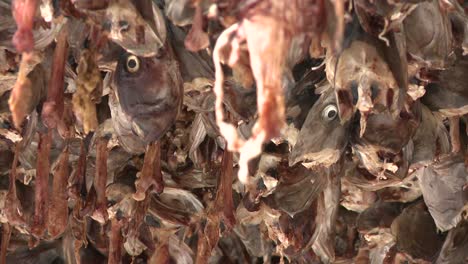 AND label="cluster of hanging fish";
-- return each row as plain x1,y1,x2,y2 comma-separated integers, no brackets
0,0,467,263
